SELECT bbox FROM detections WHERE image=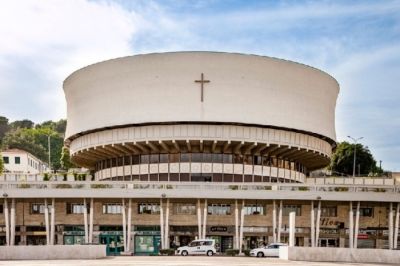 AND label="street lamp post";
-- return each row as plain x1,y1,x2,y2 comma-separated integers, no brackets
347,136,363,177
